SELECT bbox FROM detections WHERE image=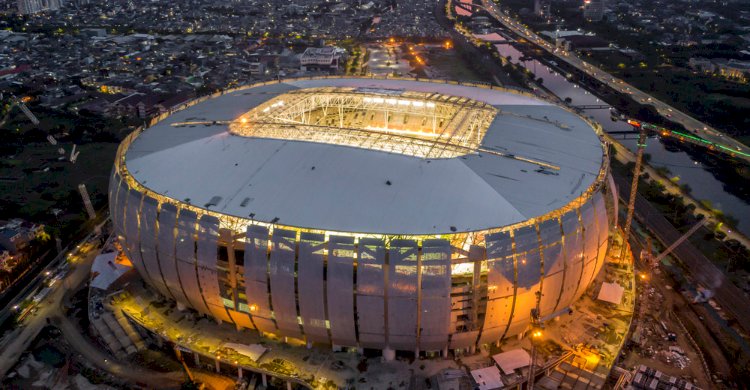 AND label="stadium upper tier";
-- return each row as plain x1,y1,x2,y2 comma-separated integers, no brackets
124,78,605,235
